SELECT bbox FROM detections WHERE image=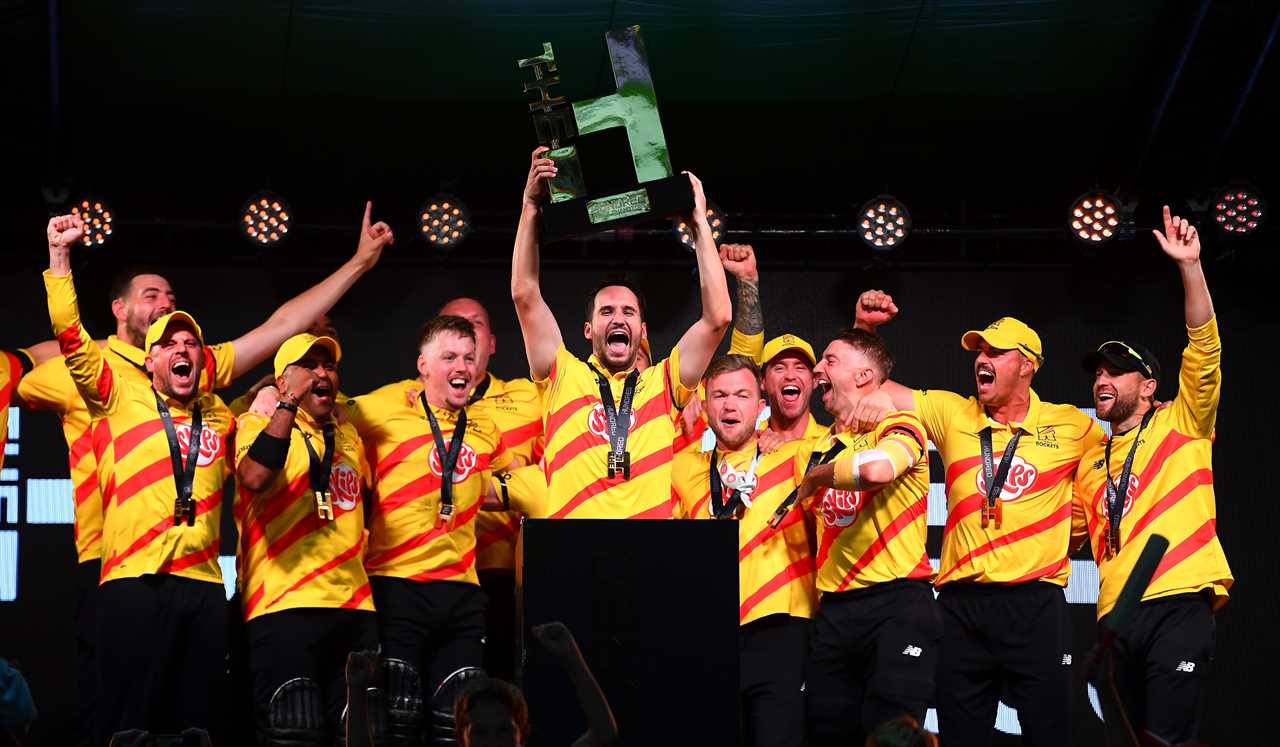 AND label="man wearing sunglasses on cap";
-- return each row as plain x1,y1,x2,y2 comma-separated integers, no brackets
1072,207,1232,747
